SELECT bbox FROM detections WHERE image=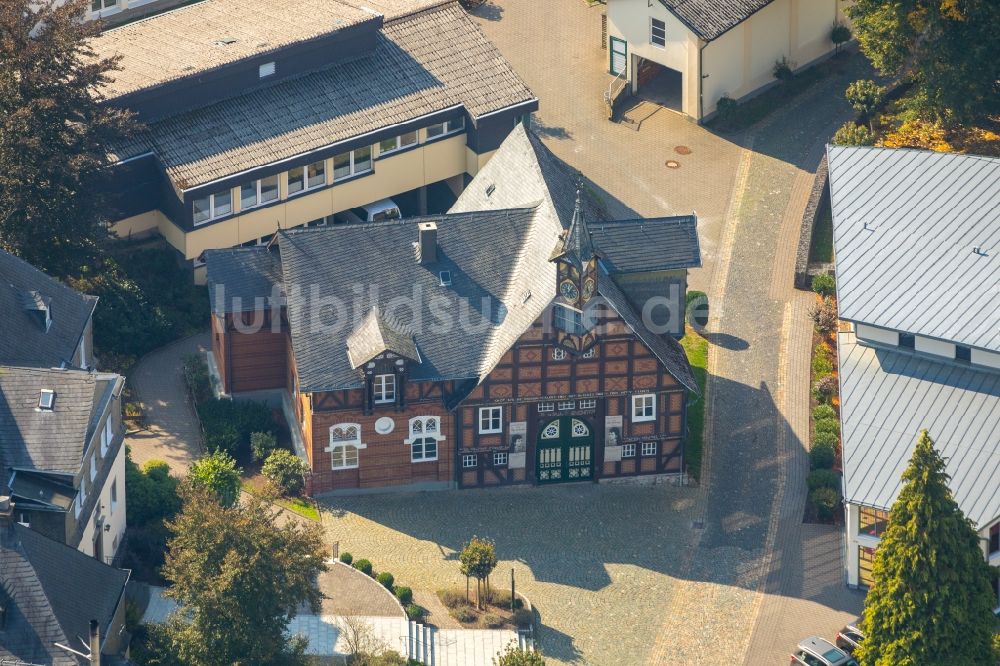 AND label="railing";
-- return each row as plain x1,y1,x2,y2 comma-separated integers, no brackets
604,68,628,107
